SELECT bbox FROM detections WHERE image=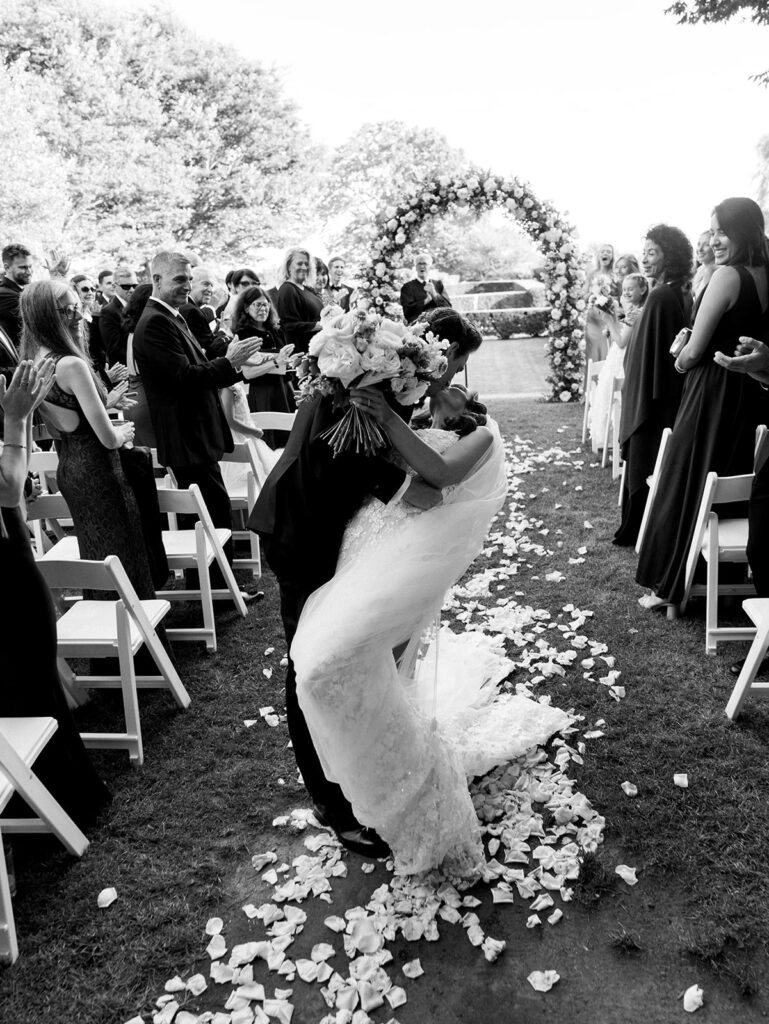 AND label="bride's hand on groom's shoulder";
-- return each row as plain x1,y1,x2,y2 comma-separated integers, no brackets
403,476,442,510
